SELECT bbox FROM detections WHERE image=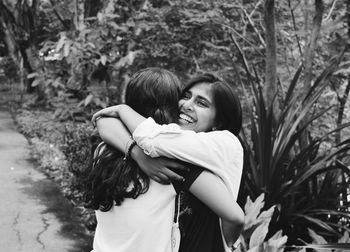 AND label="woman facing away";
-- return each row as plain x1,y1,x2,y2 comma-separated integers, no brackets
84,68,243,252
92,72,245,252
